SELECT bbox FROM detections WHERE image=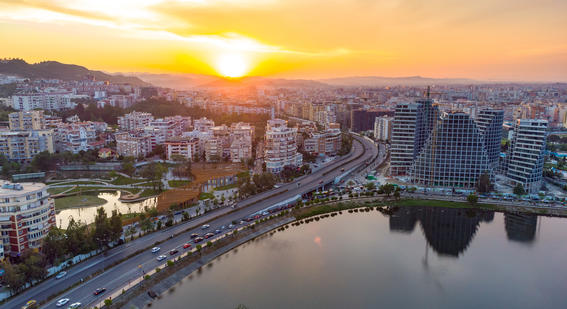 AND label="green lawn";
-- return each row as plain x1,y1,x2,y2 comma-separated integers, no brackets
111,175,149,185
47,187,71,195
168,180,191,187
48,180,106,186
139,189,161,198
54,195,107,210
